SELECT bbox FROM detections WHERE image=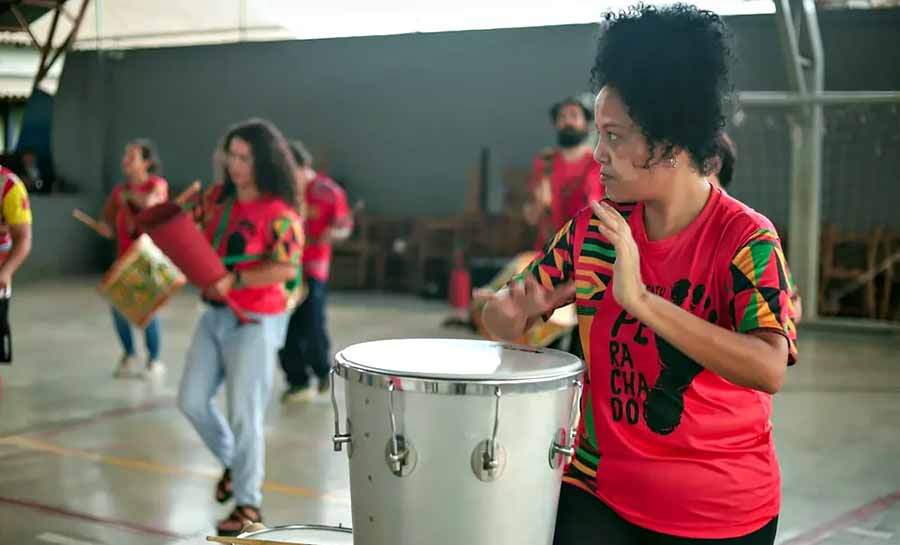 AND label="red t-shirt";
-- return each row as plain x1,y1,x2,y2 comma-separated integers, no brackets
303,173,352,282
201,184,304,314
106,176,169,257
530,148,603,248
521,188,797,538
